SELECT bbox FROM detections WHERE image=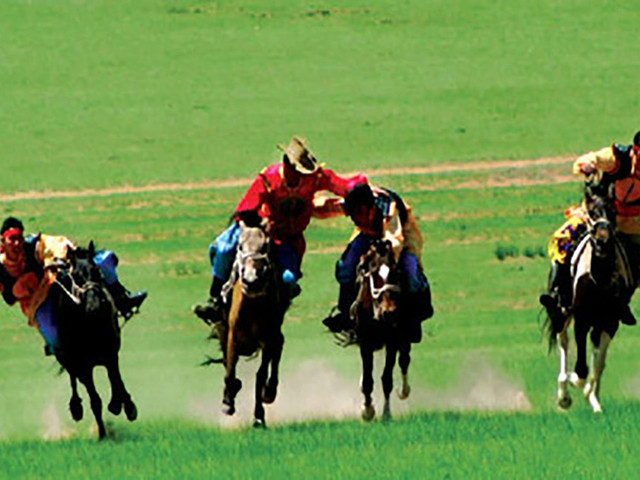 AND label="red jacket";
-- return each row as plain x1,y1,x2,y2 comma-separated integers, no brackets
236,164,366,251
